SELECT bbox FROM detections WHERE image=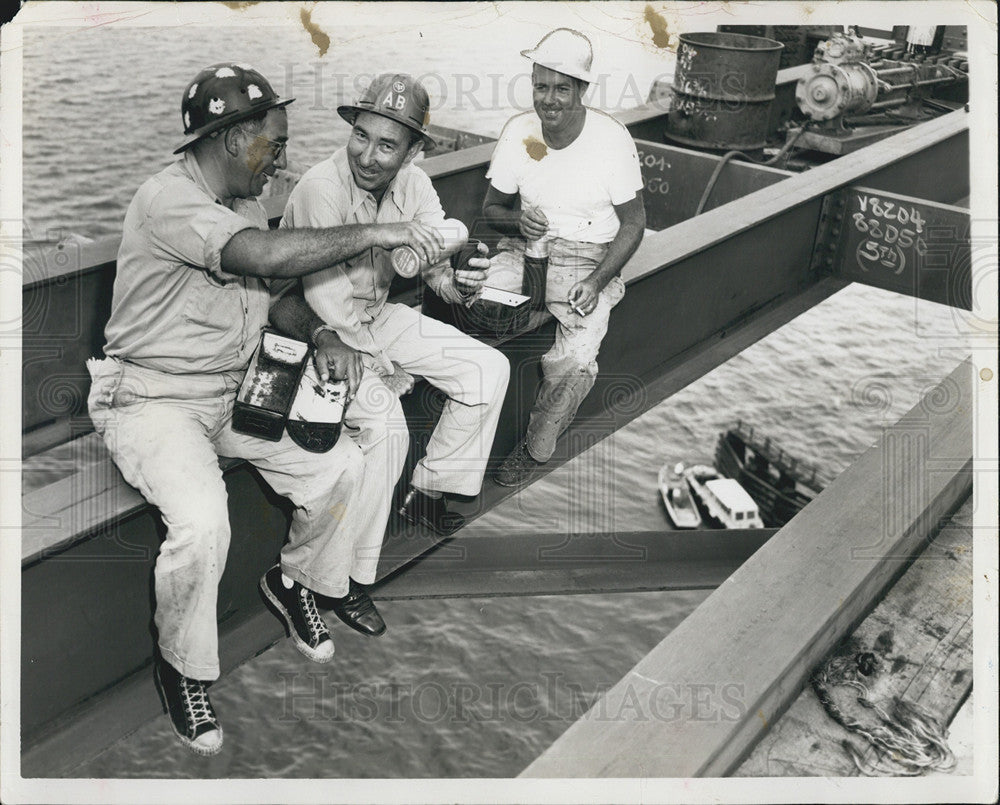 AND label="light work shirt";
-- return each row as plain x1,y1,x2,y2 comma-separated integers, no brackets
103,150,271,374
486,108,643,244
280,148,449,357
